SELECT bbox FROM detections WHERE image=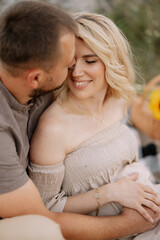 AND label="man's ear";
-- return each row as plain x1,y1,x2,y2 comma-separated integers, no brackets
27,69,43,89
